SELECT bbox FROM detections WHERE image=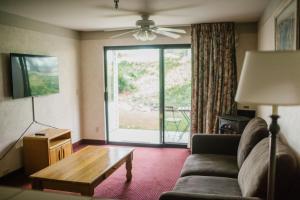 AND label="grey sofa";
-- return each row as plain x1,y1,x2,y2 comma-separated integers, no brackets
160,118,298,200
